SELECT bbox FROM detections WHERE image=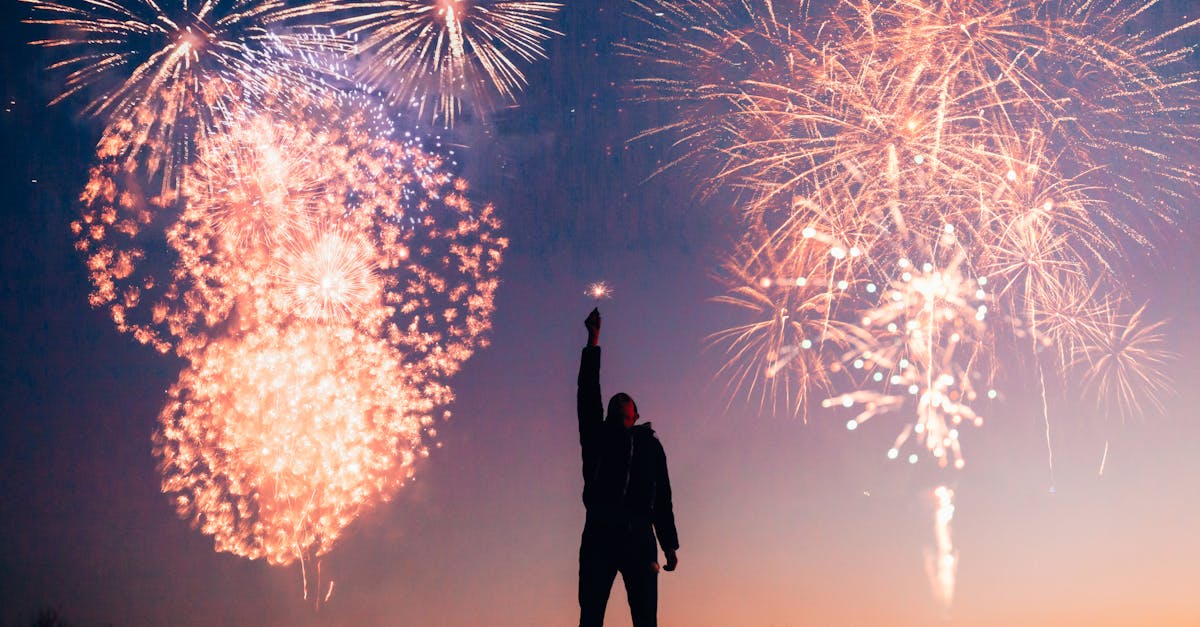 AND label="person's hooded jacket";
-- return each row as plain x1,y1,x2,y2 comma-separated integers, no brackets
577,345,679,553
